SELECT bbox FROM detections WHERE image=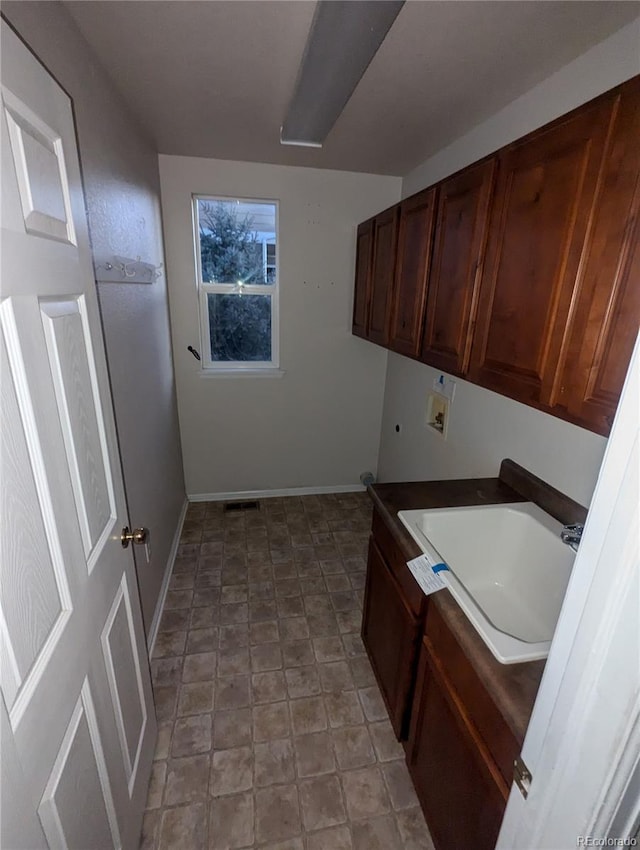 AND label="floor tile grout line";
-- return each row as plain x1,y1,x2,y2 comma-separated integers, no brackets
145,494,432,849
